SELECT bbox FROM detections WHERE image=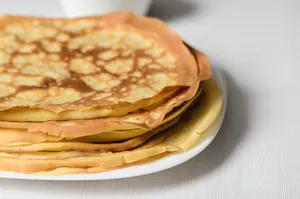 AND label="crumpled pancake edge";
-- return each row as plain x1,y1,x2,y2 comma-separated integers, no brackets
0,116,180,153
0,87,202,145
0,78,223,175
